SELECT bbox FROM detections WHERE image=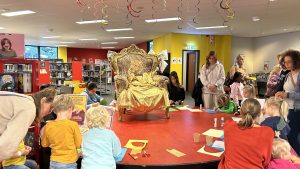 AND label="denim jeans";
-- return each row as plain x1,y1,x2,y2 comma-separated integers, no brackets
3,159,37,169
50,161,77,169
288,109,300,155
